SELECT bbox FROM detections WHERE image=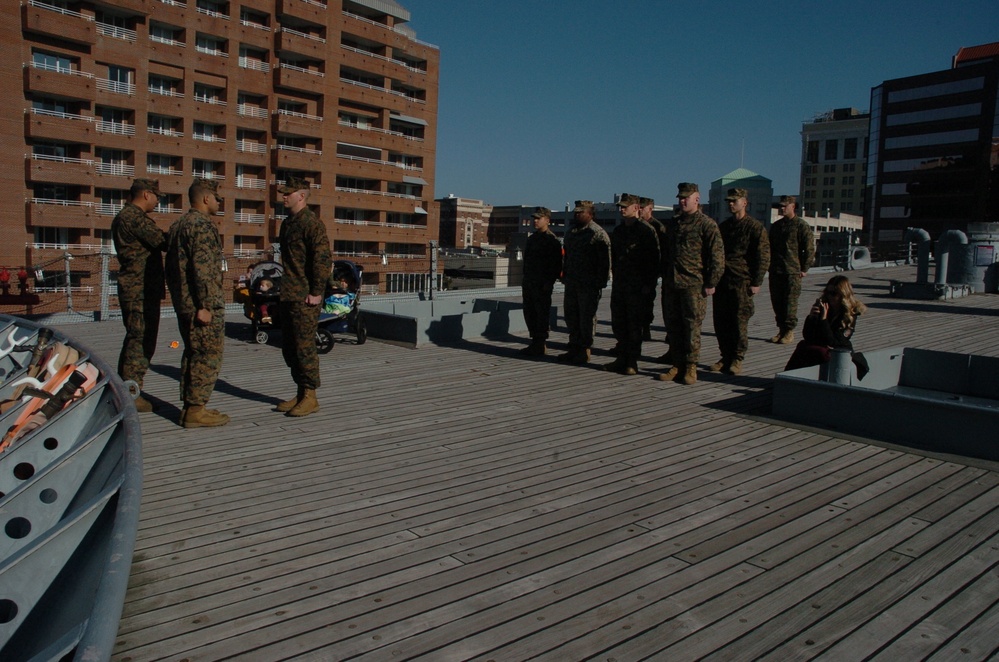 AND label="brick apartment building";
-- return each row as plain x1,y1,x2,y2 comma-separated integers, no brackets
2,0,439,307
